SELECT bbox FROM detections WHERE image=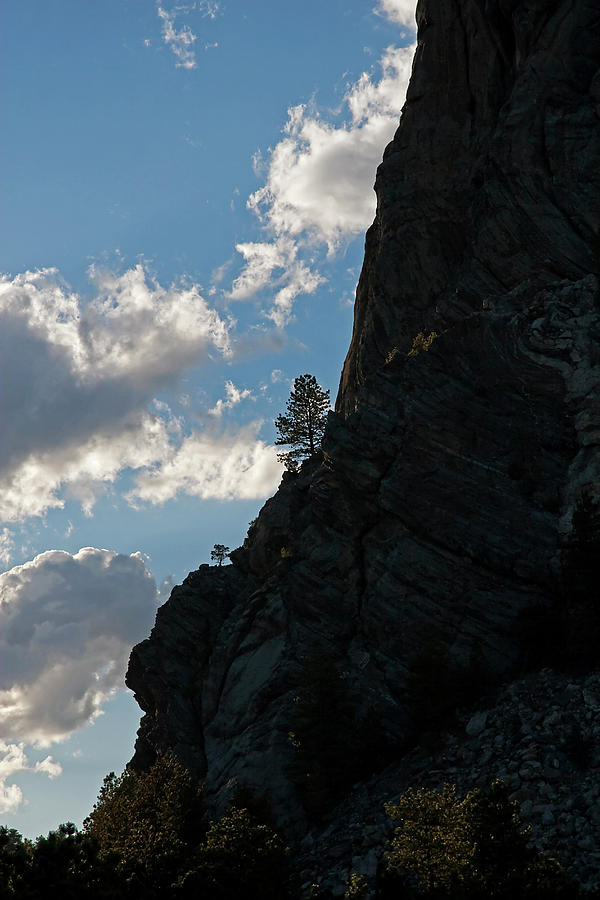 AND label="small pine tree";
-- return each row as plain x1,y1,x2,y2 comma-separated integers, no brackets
275,374,330,470
211,544,230,566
